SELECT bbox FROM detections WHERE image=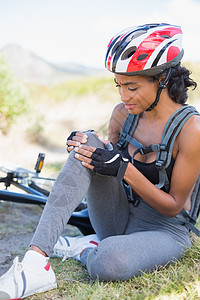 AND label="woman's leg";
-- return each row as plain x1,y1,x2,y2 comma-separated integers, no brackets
30,132,129,256
86,175,129,240
81,230,189,281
